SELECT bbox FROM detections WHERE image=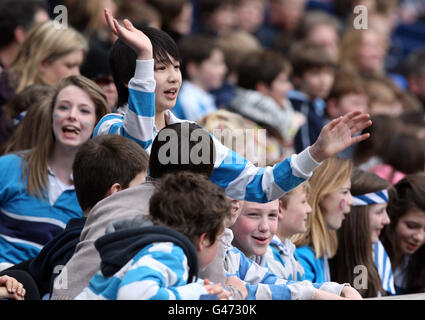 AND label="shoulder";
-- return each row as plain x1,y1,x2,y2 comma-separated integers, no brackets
0,153,25,172
294,245,317,262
